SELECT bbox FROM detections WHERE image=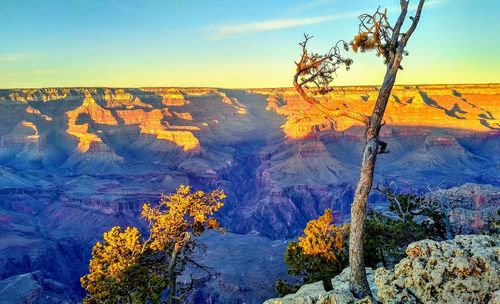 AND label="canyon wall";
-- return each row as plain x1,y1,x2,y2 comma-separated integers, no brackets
0,84,498,302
